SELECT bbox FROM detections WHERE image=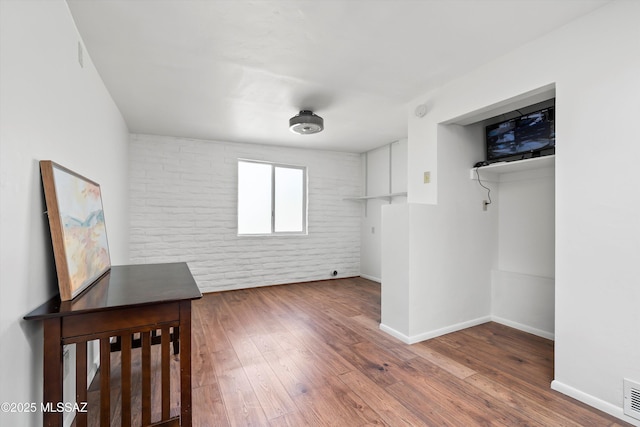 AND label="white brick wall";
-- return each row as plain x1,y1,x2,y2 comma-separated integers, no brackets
129,134,362,292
